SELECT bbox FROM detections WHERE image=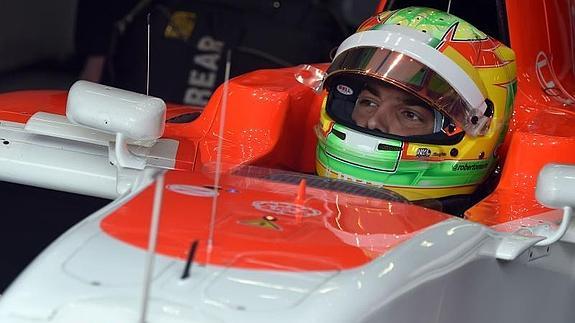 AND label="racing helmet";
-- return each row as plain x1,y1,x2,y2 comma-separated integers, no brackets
316,7,517,201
